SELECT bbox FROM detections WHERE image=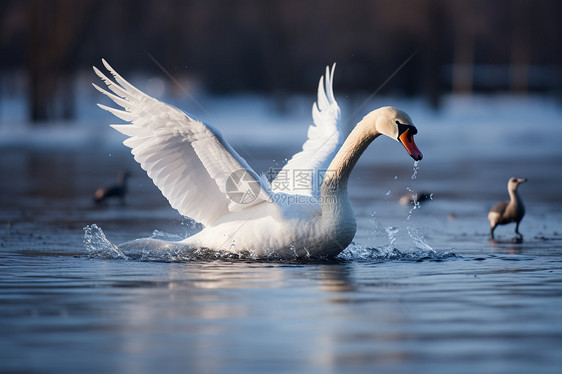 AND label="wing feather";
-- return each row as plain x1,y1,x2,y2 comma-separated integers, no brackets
270,64,342,196
94,60,271,226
